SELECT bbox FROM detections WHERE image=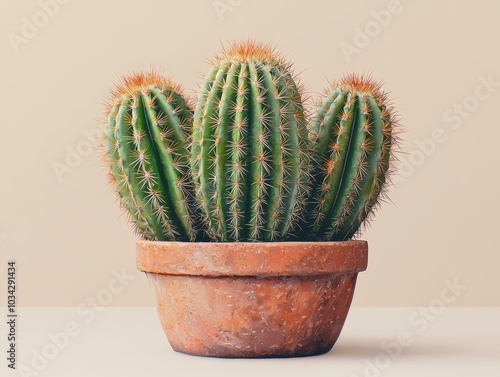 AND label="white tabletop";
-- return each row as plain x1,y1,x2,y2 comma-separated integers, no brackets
4,307,499,377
